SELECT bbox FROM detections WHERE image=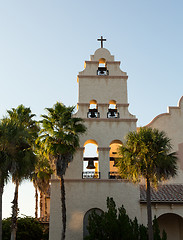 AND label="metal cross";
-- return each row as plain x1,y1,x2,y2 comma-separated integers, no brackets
97,36,106,48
